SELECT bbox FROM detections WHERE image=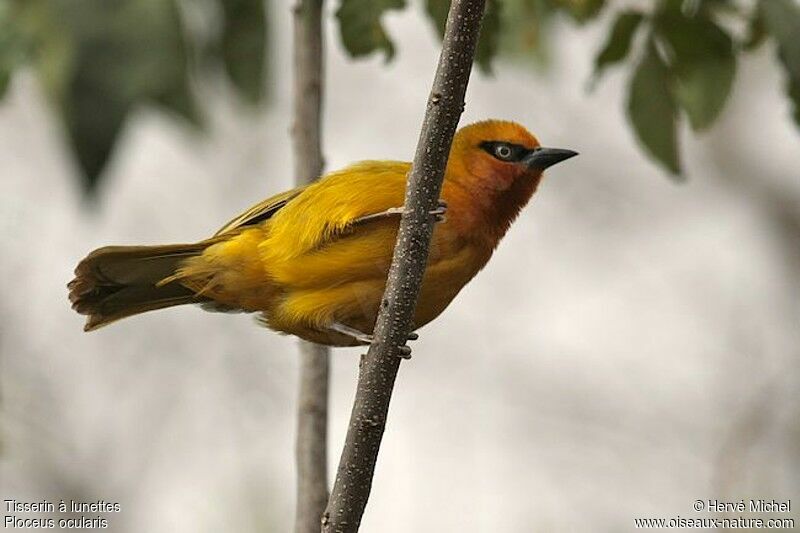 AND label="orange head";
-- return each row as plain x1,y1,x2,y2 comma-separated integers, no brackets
445,120,577,238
